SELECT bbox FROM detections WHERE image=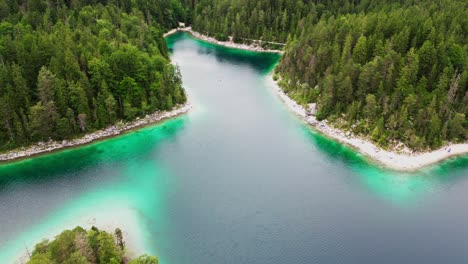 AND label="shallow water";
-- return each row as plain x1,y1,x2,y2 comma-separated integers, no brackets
1,32,468,264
